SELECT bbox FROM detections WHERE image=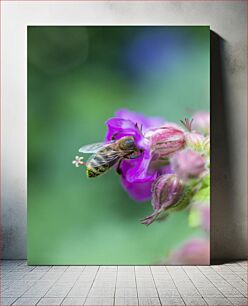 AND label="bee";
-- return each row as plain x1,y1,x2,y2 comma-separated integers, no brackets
78,136,142,178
